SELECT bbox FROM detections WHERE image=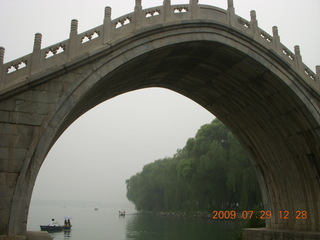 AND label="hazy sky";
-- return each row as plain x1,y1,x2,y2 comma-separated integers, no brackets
0,0,319,206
